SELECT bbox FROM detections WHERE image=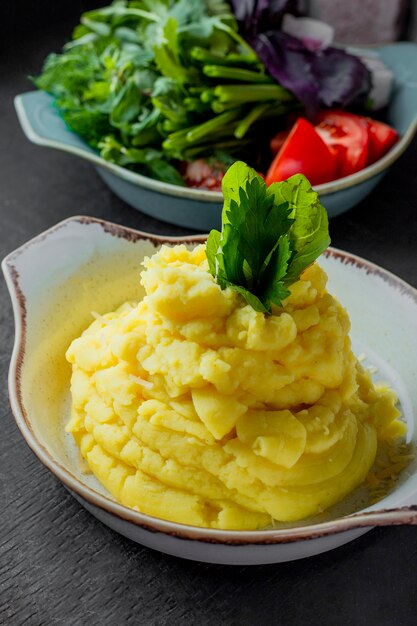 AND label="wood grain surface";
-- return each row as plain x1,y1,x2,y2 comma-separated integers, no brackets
1,15,417,626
